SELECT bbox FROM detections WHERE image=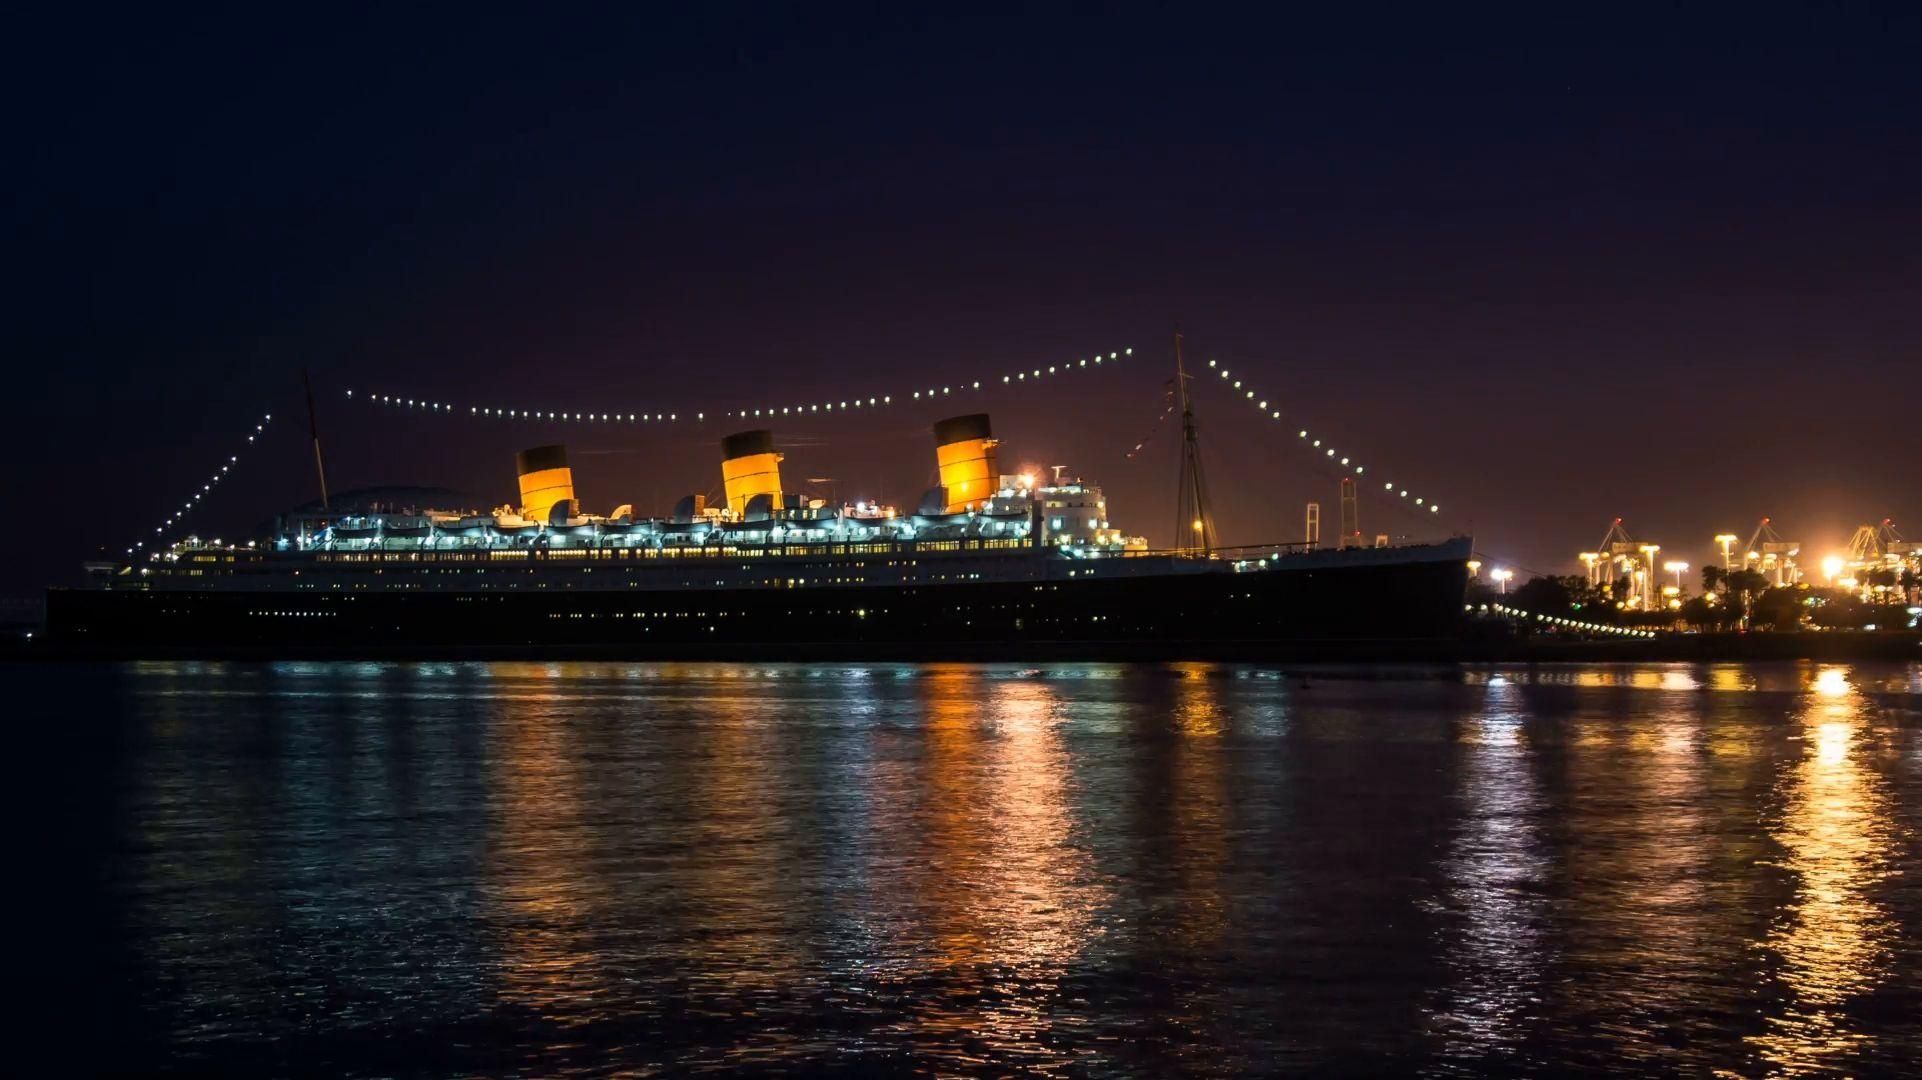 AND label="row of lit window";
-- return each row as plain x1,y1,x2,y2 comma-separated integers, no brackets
310,538,1031,561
